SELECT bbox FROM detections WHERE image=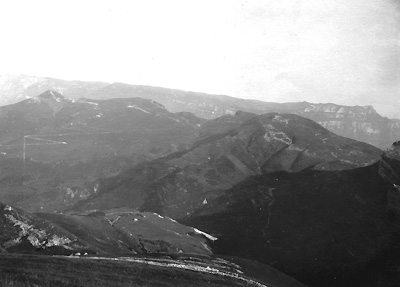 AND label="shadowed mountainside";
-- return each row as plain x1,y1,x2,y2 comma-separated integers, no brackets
379,142,400,215
0,91,203,213
70,111,381,219
182,162,400,287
